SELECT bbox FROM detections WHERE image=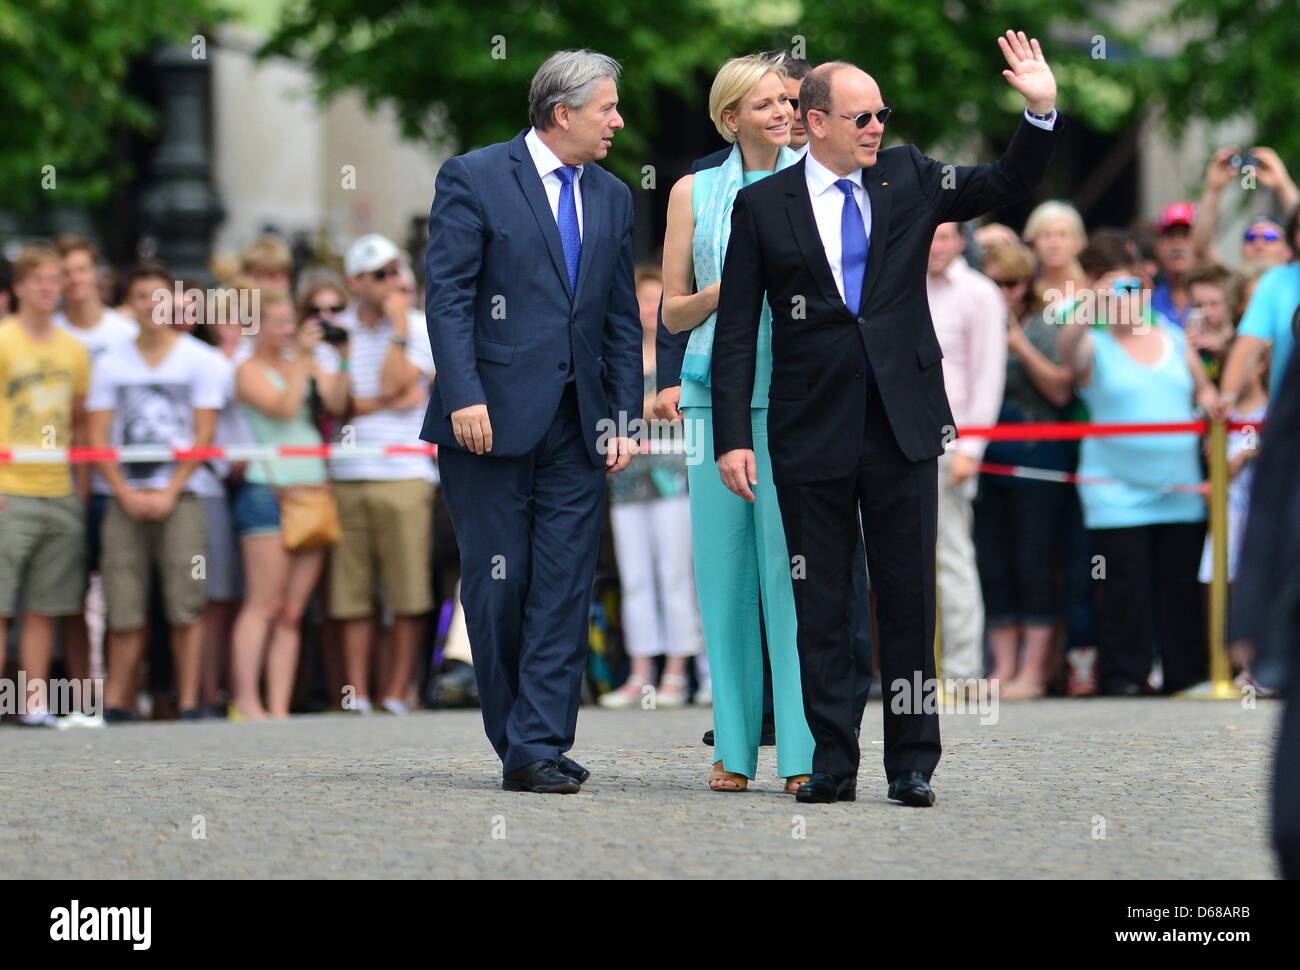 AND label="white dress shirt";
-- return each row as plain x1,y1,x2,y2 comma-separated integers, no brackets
525,127,584,239
804,149,872,306
802,108,1055,305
